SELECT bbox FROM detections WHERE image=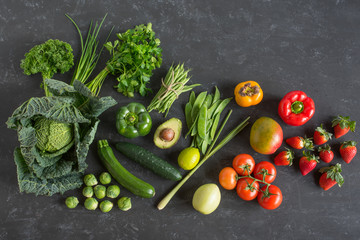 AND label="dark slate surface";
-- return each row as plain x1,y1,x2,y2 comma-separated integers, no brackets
1,1,360,239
